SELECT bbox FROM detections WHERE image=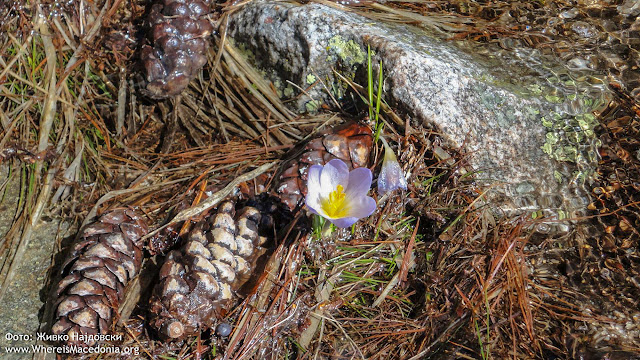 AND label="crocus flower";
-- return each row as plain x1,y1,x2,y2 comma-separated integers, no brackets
377,137,408,196
305,159,377,228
